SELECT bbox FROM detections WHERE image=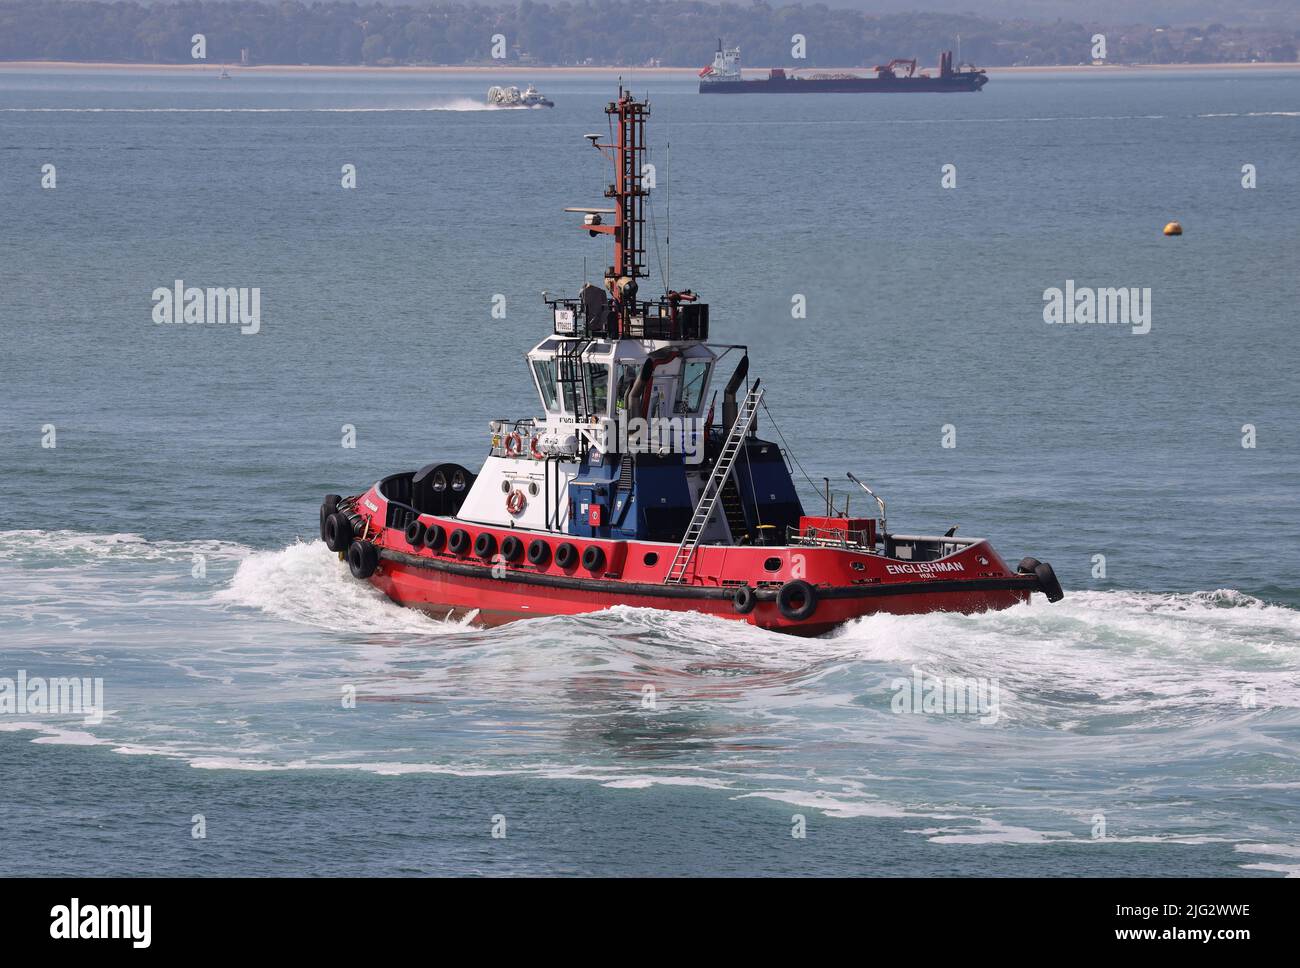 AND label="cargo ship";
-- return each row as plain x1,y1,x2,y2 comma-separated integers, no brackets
699,42,987,94
318,88,1059,636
